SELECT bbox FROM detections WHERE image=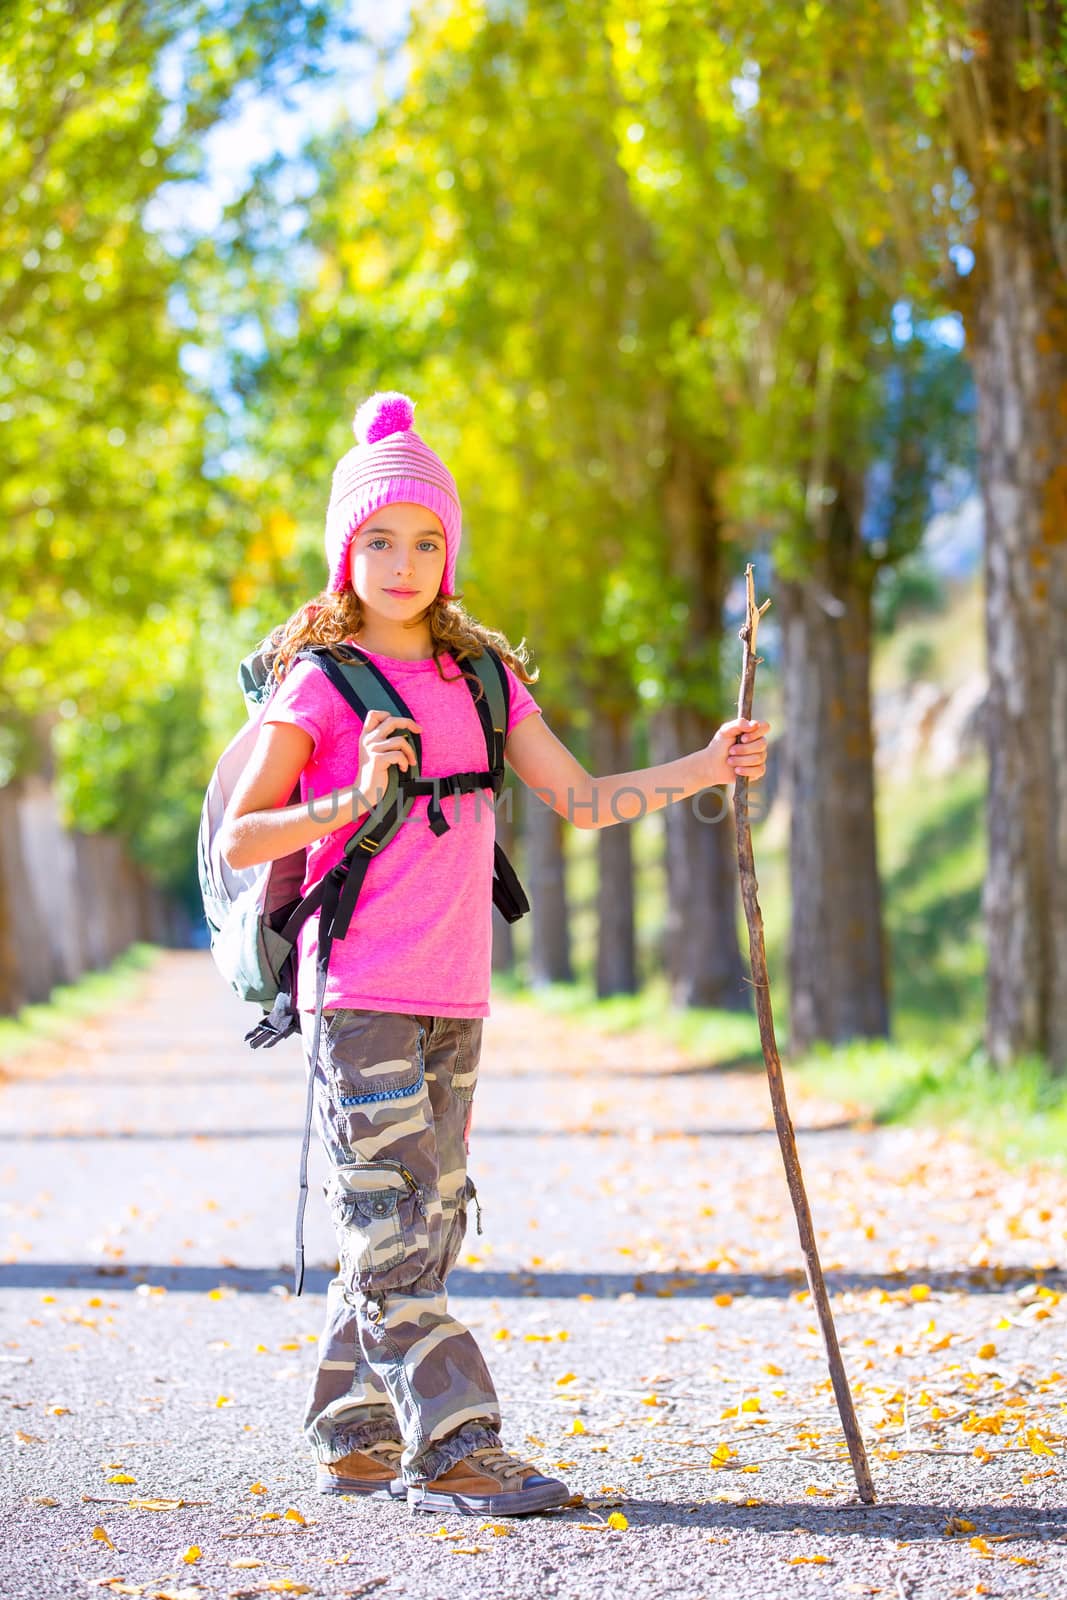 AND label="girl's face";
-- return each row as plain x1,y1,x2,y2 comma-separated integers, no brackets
348,502,447,615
